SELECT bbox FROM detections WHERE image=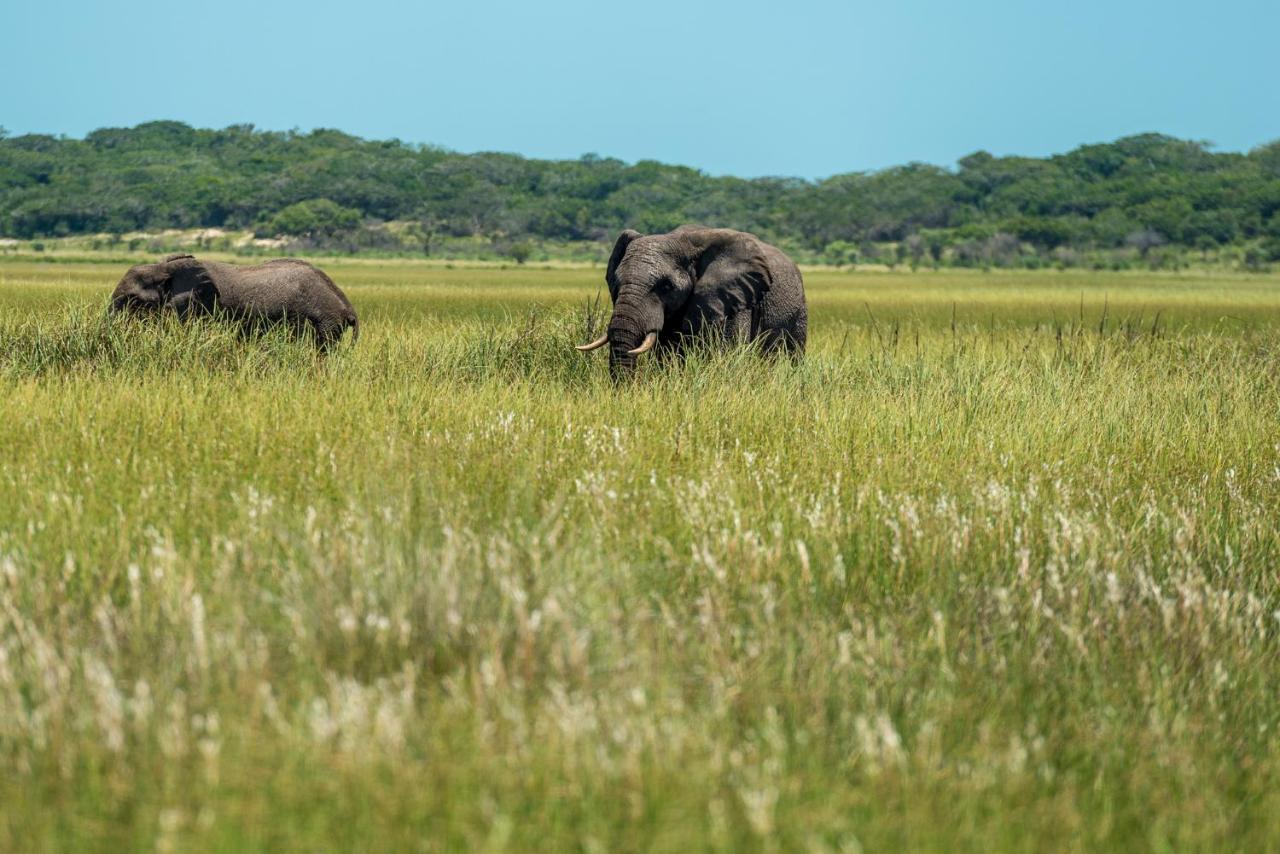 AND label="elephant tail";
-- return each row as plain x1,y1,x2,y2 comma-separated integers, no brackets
348,313,360,344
